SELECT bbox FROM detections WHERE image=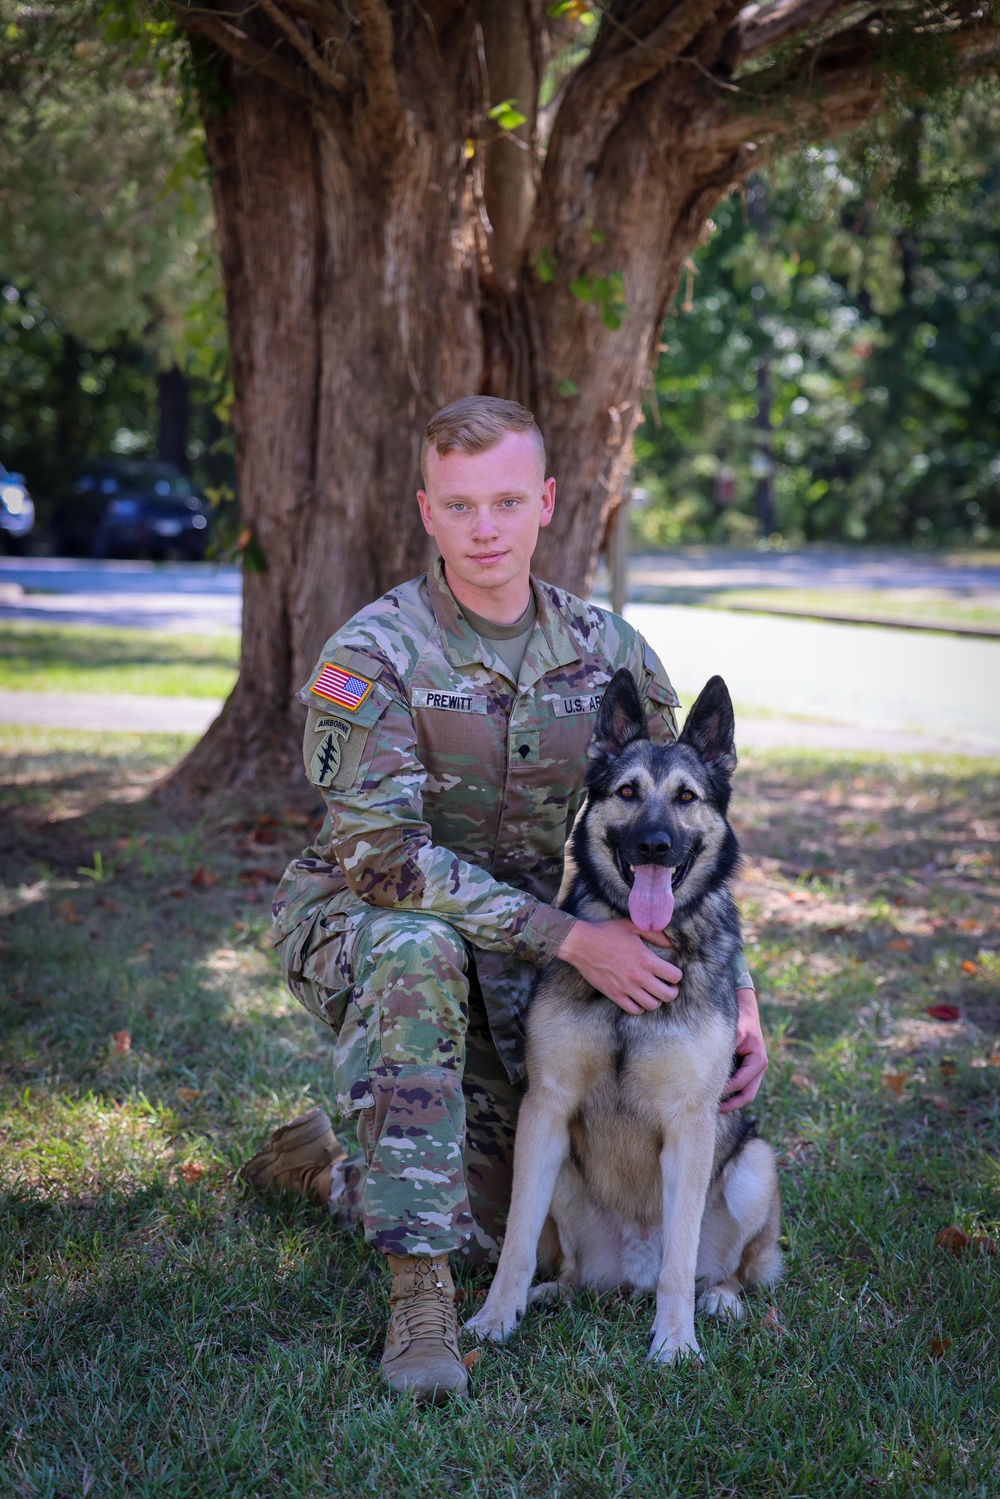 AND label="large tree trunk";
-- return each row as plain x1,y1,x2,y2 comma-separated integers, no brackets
169,0,995,791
